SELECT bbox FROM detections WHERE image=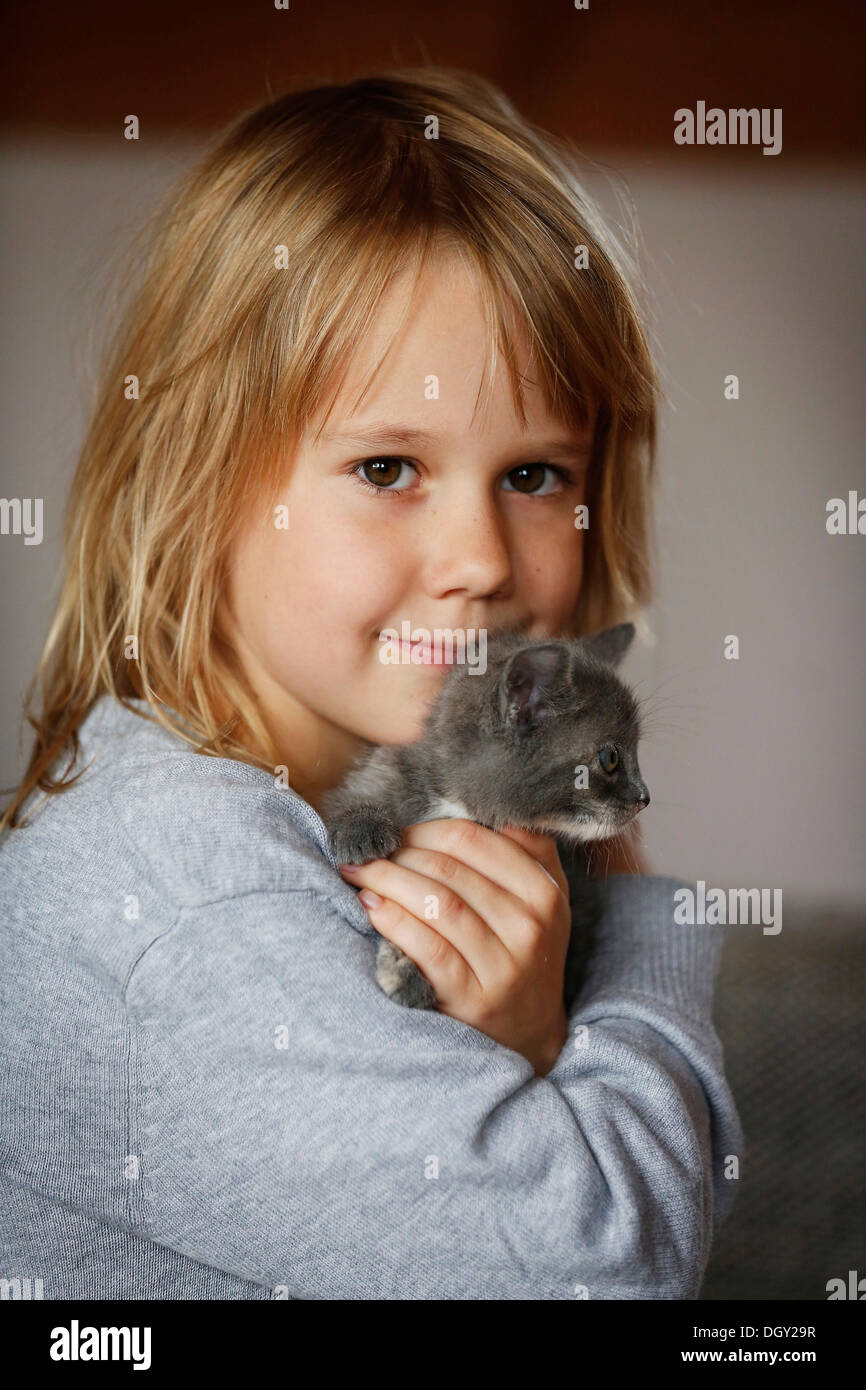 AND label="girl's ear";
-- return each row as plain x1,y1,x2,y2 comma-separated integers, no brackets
579,622,636,669
499,644,568,728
